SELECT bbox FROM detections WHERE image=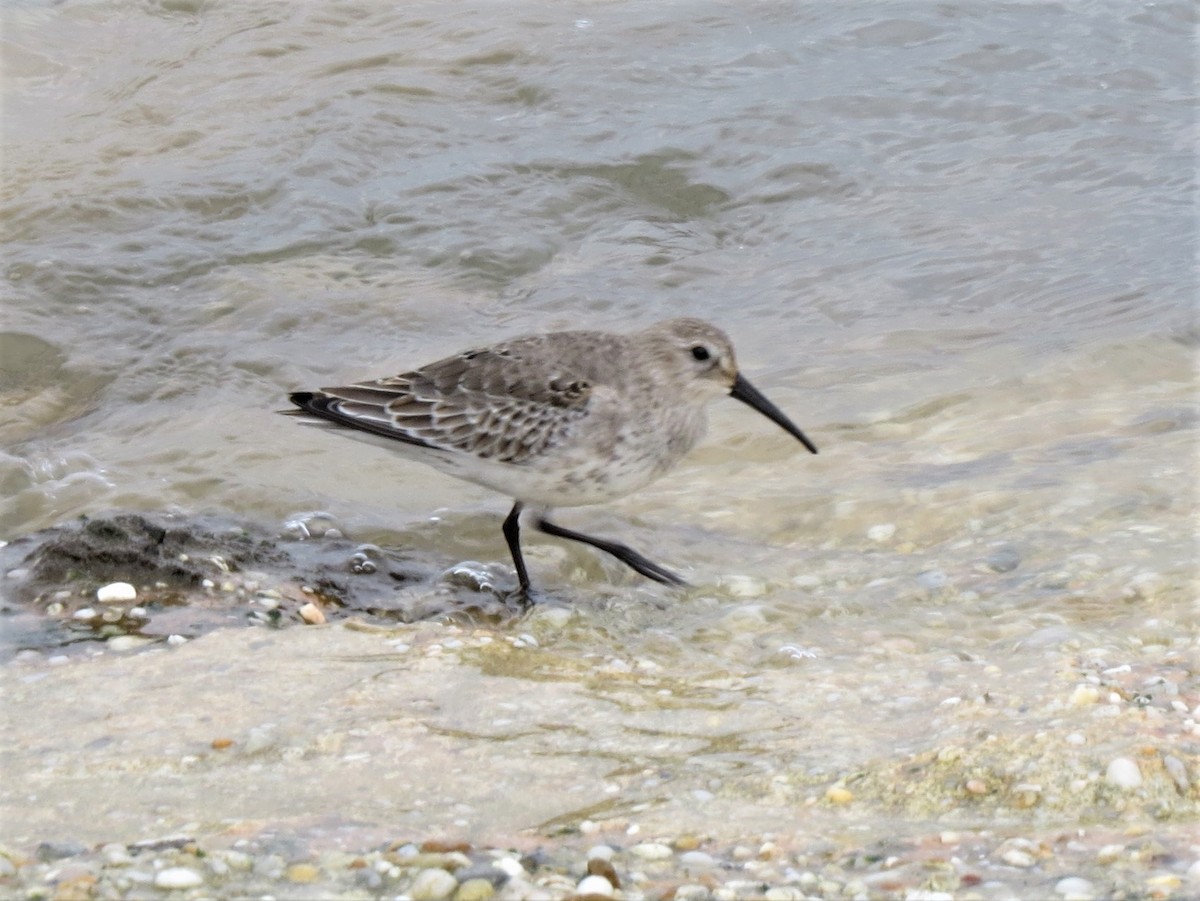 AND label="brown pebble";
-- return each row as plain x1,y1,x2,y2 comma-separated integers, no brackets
586,857,621,889
211,737,234,750
672,834,702,851
825,786,854,804
52,875,96,901
347,858,367,869
286,863,320,883
299,602,326,624
421,838,472,854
